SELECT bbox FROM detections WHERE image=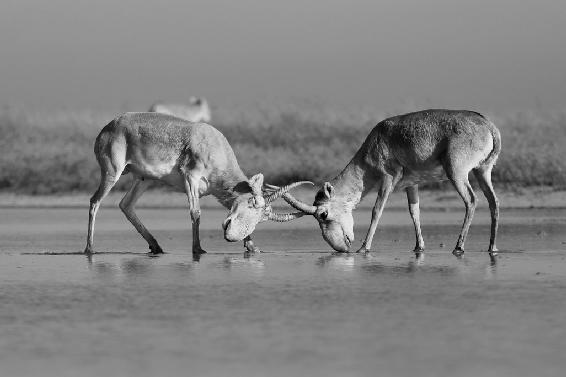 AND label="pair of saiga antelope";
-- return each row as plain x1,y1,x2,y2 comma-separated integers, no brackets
85,109,501,258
